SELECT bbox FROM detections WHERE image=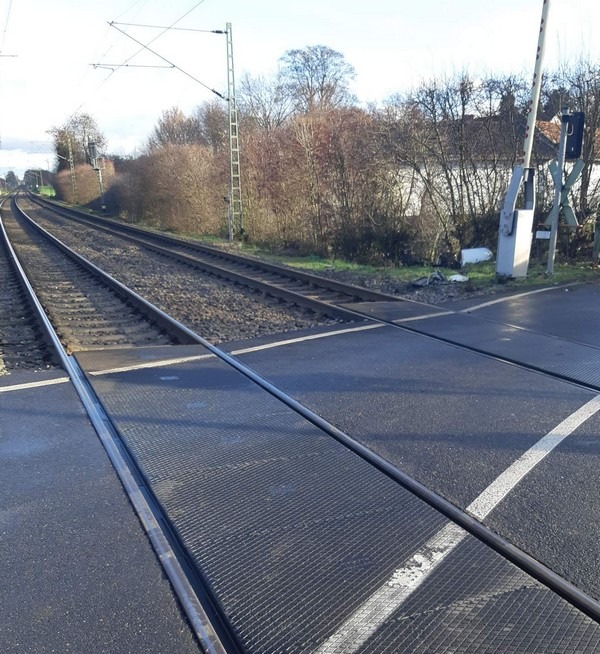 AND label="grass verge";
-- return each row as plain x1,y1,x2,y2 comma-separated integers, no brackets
238,247,599,290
